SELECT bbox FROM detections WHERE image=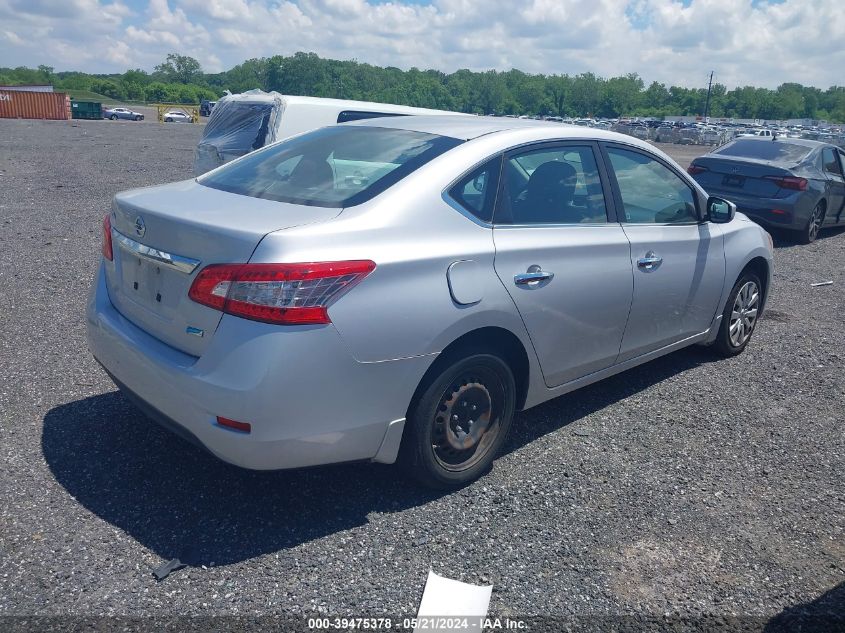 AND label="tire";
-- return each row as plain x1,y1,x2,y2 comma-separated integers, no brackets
110,115,117,120
165,118,172,123
134,116,141,121
797,201,825,244
713,271,763,357
399,353,516,489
